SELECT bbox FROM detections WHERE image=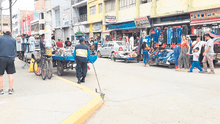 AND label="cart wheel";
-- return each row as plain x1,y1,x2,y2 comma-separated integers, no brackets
42,61,48,80
125,59,128,63
47,60,53,79
33,60,42,76
57,61,64,76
